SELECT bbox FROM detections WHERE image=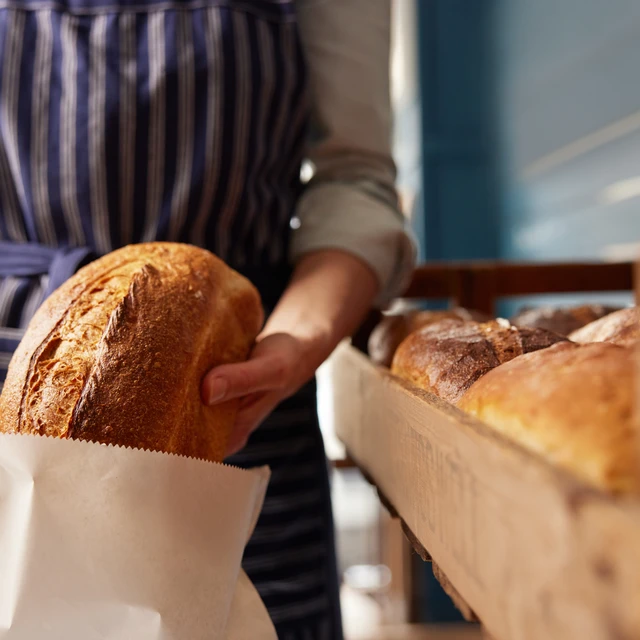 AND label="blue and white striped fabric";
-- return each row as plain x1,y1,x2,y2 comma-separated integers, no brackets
0,1,342,637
